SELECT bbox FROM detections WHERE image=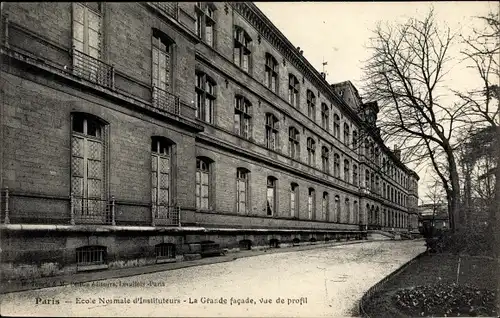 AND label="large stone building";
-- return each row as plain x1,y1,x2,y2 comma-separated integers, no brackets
0,2,419,279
